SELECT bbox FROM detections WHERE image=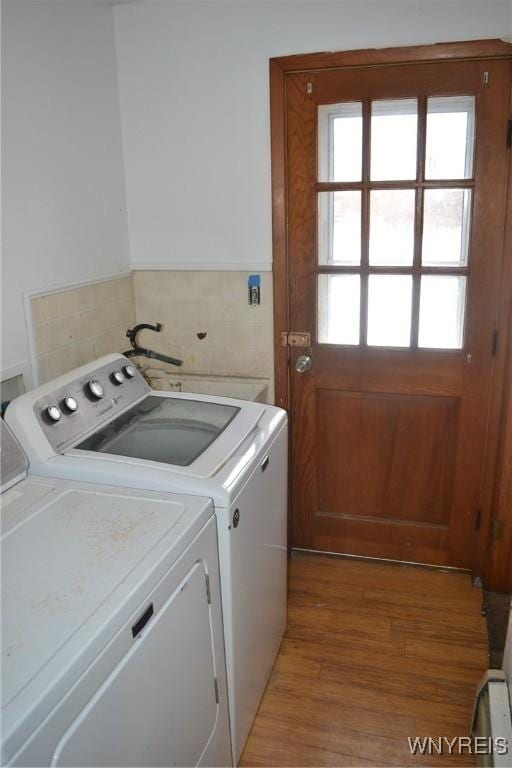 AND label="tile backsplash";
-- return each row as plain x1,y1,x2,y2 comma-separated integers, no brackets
30,270,275,398
32,276,135,383
132,271,274,397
